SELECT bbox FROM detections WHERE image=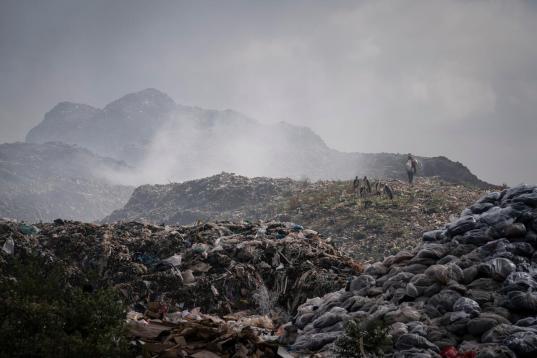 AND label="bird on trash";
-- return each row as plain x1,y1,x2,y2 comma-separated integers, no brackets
383,184,394,200
363,176,371,193
353,176,361,195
